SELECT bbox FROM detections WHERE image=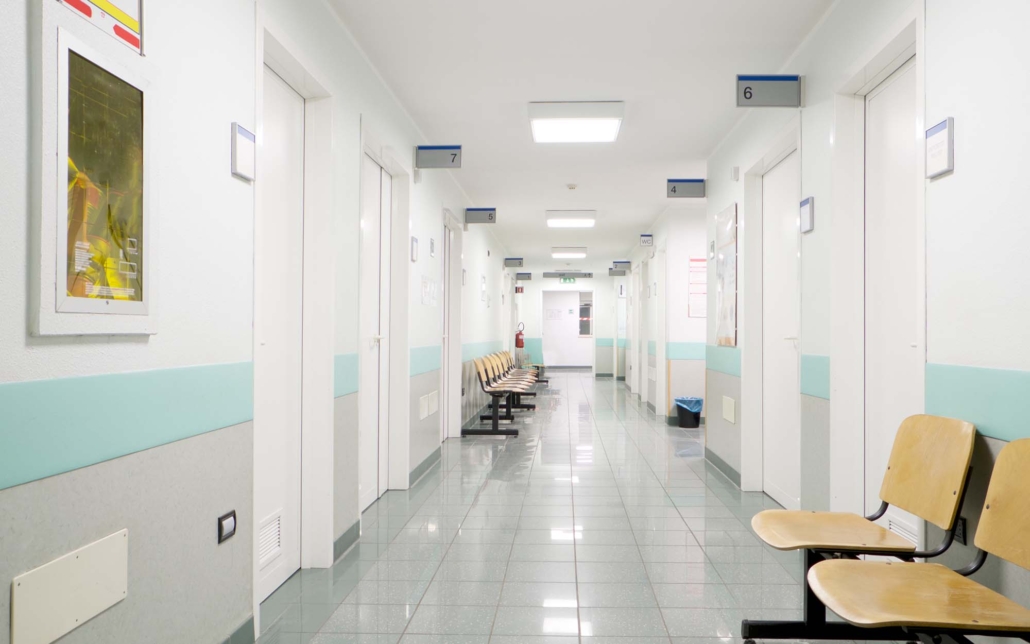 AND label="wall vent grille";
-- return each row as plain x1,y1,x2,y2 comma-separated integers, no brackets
258,513,282,566
887,517,919,546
